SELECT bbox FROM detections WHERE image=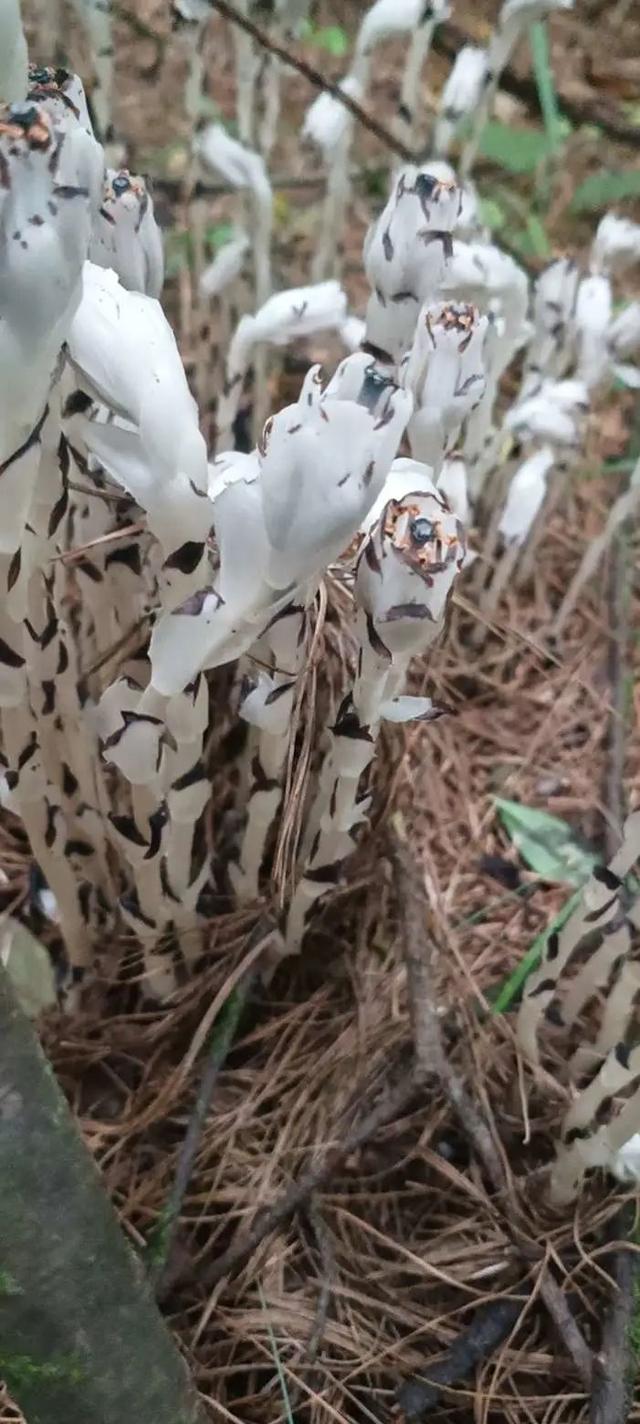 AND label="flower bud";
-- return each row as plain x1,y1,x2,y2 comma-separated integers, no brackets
90,168,164,297
355,478,464,656
524,257,580,385
404,302,487,469
574,273,612,389
505,378,588,446
591,213,640,276
434,46,489,156
27,64,93,133
199,228,249,298
498,446,554,545
302,73,363,157
364,166,461,361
